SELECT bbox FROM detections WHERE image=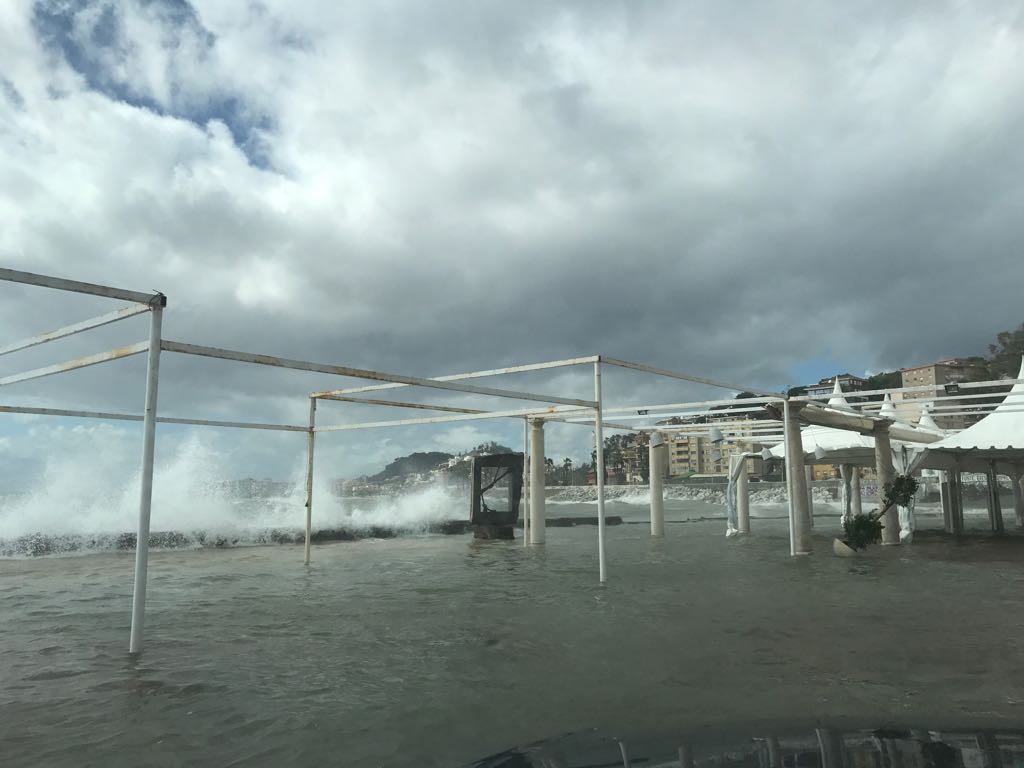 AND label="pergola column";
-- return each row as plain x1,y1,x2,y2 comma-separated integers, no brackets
785,403,812,554
649,434,665,537
529,418,546,544
737,454,751,535
851,469,862,516
838,464,853,524
875,428,899,545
